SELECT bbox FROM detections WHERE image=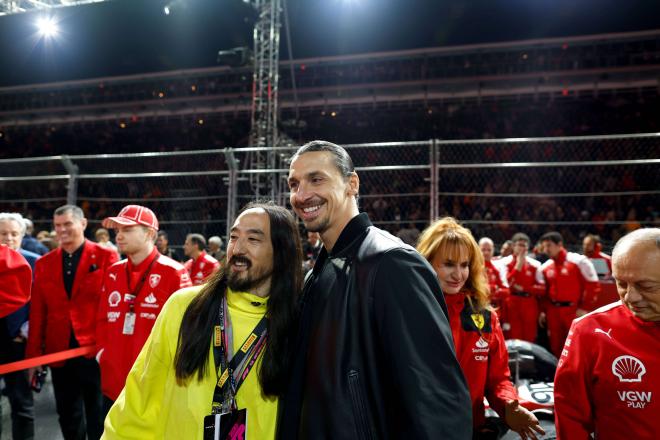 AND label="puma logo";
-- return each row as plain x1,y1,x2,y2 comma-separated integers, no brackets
109,273,117,281
594,328,613,339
